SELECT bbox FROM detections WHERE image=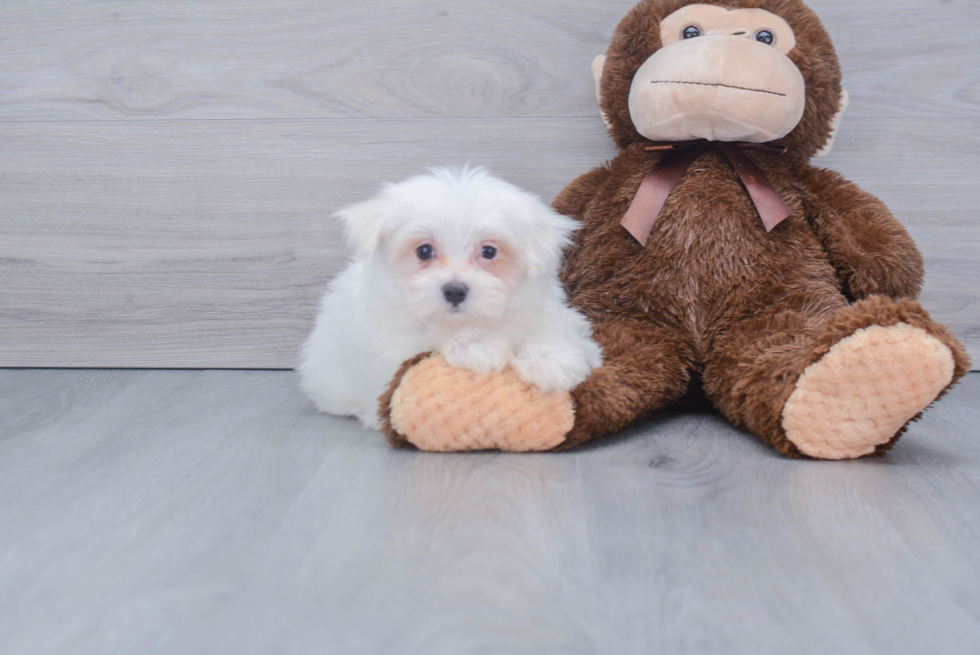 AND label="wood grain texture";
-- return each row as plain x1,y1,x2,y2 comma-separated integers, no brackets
0,0,976,121
1,368,978,655
0,118,615,367
0,0,977,368
1,116,976,367
0,0,634,122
